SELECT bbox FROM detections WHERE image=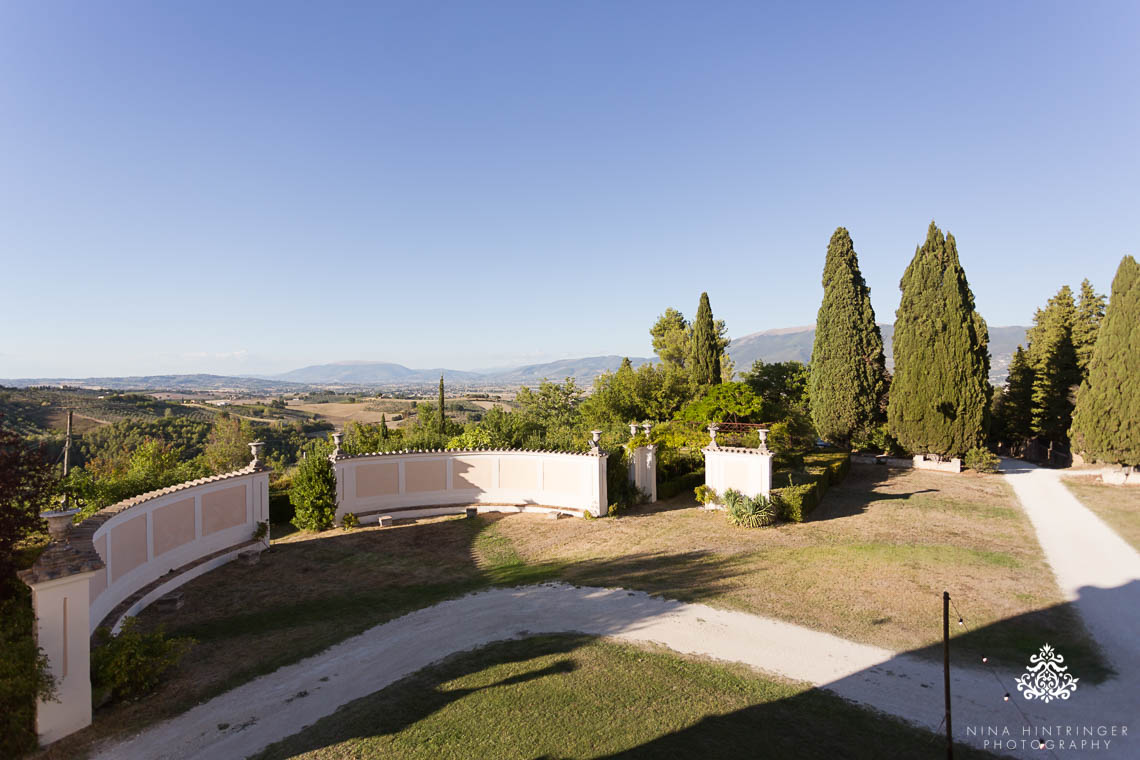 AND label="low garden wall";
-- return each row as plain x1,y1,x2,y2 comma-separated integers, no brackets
333,448,609,519
19,449,270,745
703,446,773,501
